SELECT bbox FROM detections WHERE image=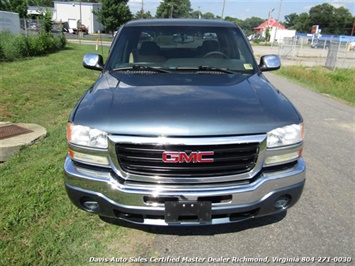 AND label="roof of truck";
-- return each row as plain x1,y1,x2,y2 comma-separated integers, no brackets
124,19,237,28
